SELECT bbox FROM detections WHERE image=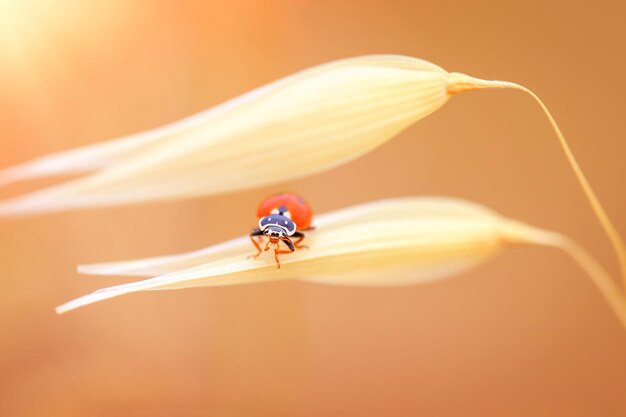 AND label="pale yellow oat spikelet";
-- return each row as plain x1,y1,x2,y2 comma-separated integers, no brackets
56,197,626,330
0,55,450,214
